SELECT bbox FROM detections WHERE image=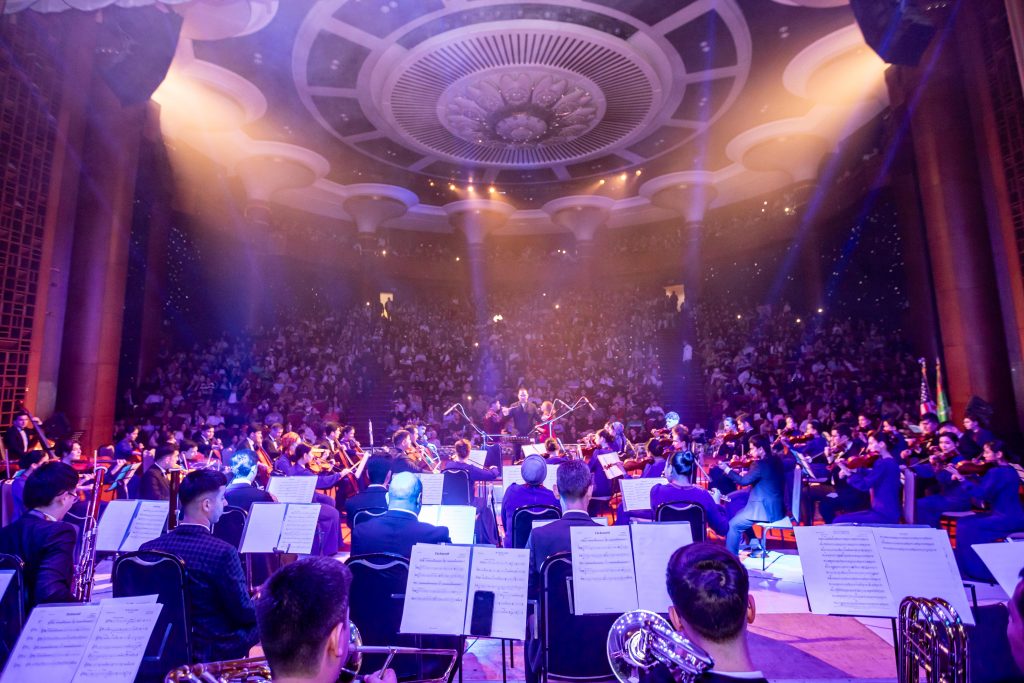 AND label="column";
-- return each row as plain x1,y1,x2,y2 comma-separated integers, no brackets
342,184,418,304
544,196,614,285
